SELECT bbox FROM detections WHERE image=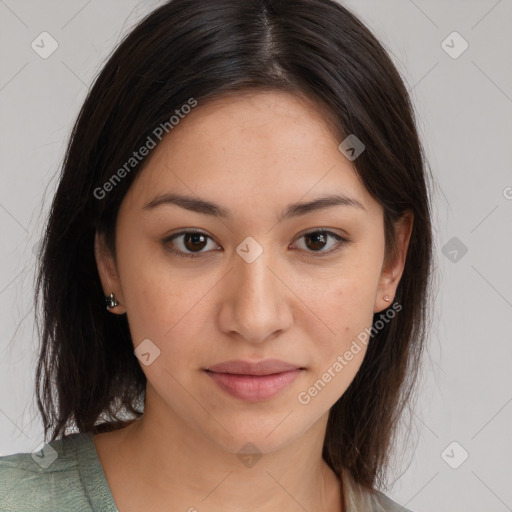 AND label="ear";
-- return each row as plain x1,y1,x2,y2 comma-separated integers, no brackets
374,210,413,313
94,230,126,314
